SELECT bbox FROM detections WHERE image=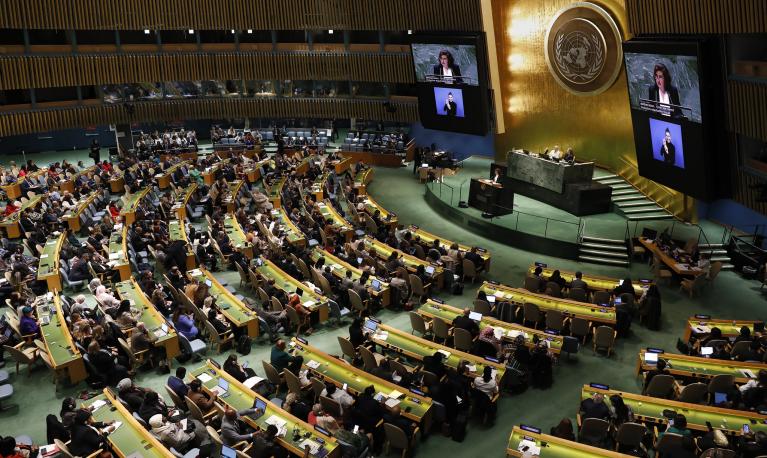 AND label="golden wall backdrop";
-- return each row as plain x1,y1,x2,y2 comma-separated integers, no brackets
491,0,634,171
